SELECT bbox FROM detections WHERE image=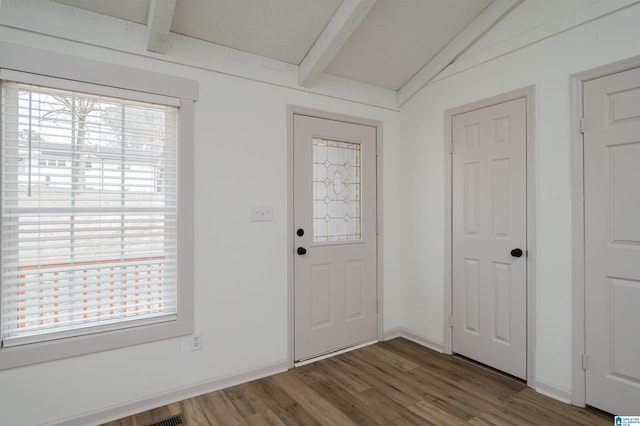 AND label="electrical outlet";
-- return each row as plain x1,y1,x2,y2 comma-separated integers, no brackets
251,204,273,222
190,331,203,352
